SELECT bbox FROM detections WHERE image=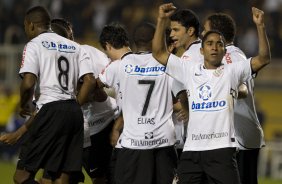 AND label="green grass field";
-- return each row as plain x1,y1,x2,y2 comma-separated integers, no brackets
1,160,282,184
